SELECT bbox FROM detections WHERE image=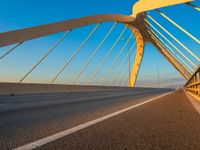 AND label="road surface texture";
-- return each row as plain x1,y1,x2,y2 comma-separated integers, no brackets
0,89,200,149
